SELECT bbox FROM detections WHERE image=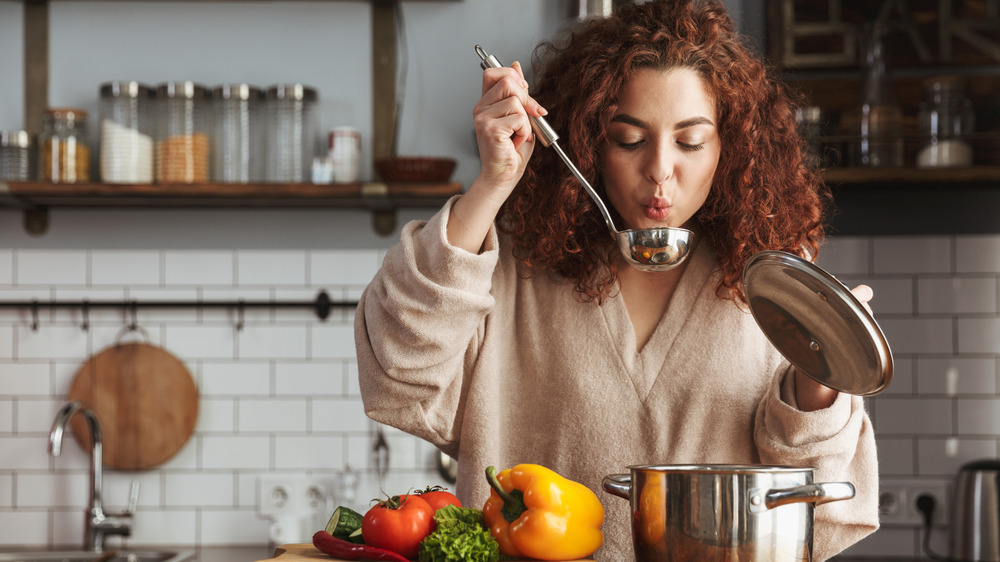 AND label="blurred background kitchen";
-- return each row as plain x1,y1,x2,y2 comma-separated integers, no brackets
0,0,999,560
